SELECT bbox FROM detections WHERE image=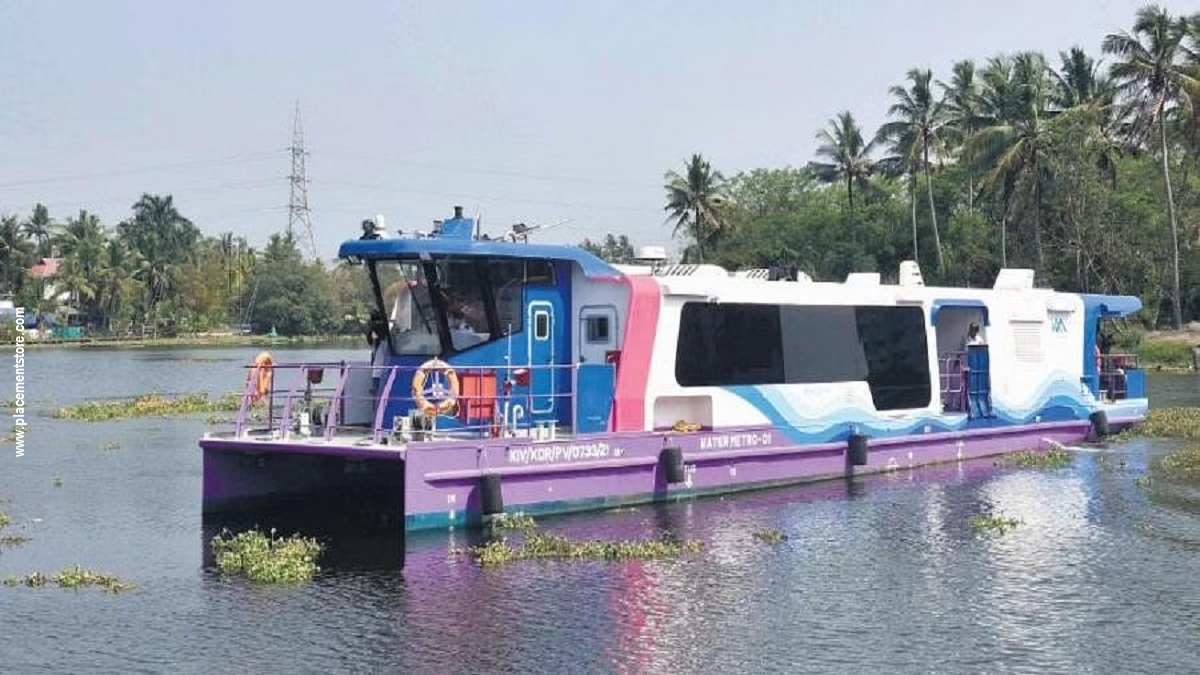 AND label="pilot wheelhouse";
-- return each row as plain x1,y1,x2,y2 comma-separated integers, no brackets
332,209,626,440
